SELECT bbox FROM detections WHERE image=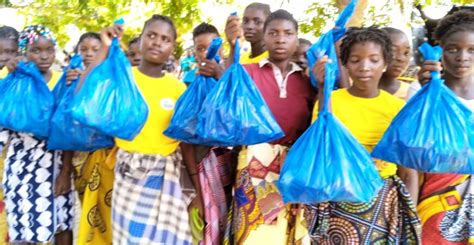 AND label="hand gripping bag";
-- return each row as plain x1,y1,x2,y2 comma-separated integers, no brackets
306,0,357,89
196,39,284,146
372,43,474,174
278,1,384,204
48,54,114,151
0,61,54,138
70,37,149,140
164,37,223,144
